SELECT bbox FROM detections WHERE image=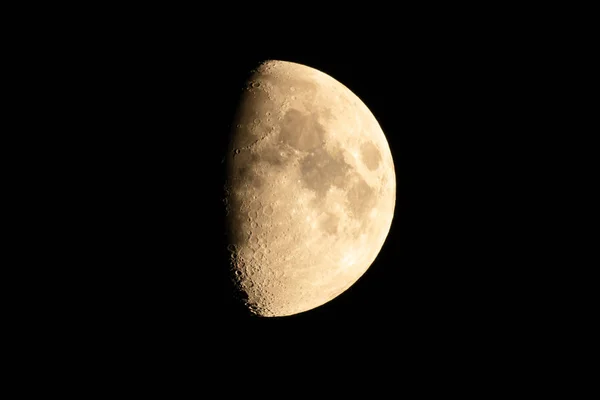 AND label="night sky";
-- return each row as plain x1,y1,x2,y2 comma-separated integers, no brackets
36,6,560,380
90,30,539,334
